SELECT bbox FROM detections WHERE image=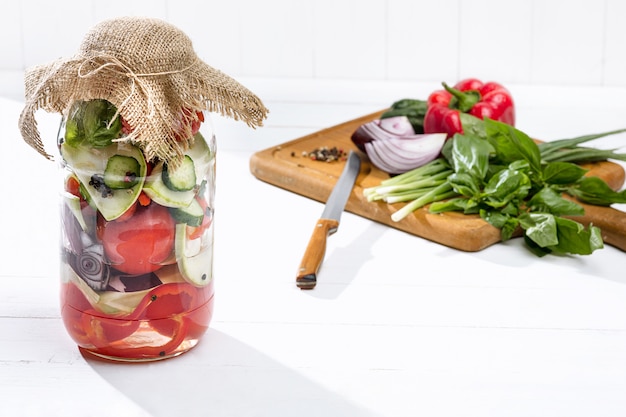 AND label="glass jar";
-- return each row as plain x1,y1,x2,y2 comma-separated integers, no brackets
57,99,215,361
